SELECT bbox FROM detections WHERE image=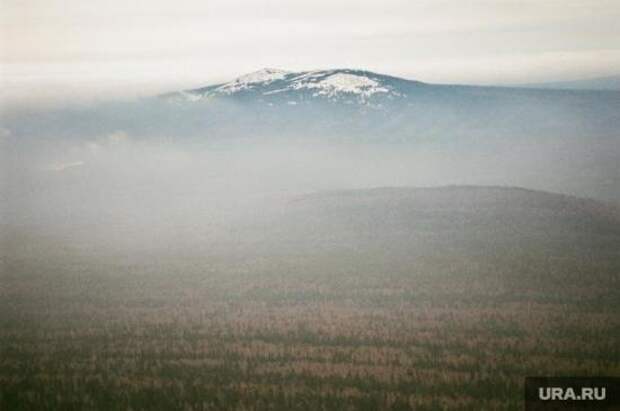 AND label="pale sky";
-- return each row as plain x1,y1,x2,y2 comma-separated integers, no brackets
2,0,620,104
